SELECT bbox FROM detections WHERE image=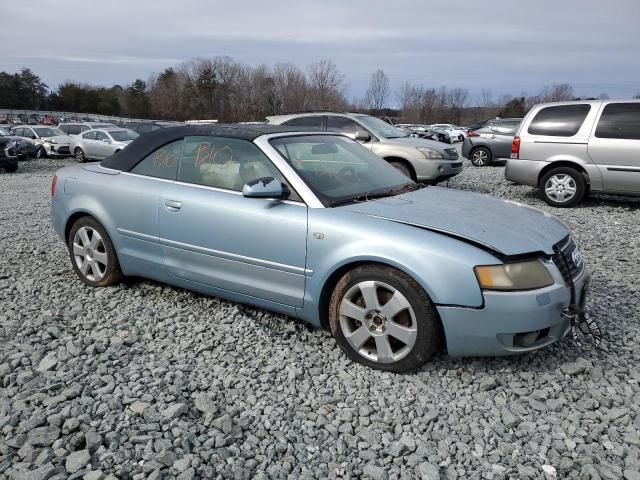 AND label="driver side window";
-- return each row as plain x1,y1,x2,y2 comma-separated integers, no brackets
326,116,370,139
178,136,300,200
